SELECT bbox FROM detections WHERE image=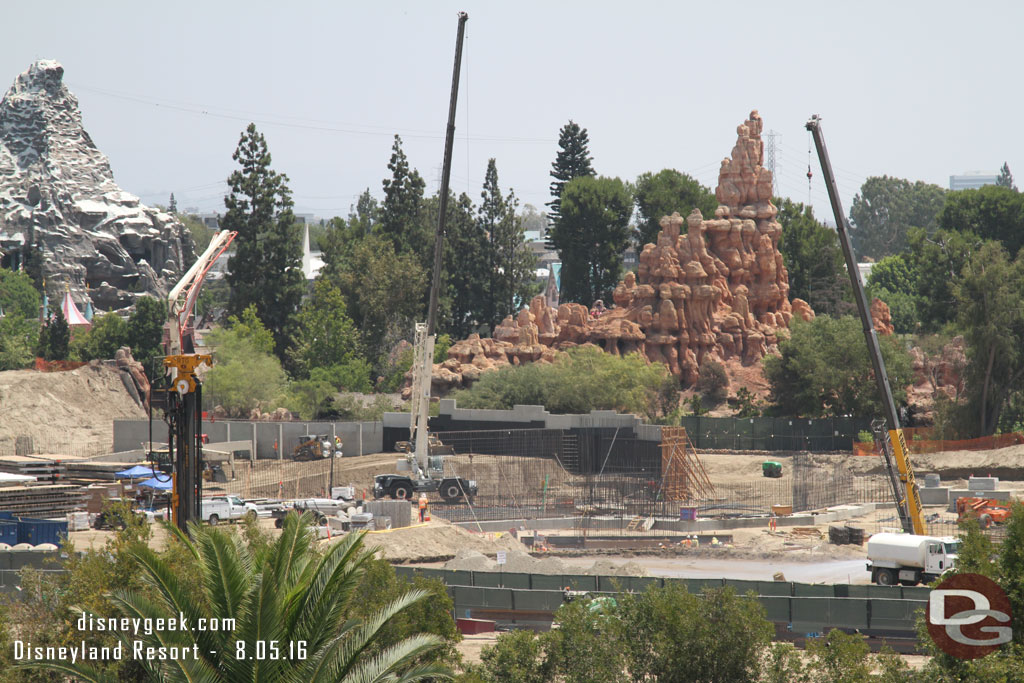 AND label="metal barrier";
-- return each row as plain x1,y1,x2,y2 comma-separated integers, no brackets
394,567,927,636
